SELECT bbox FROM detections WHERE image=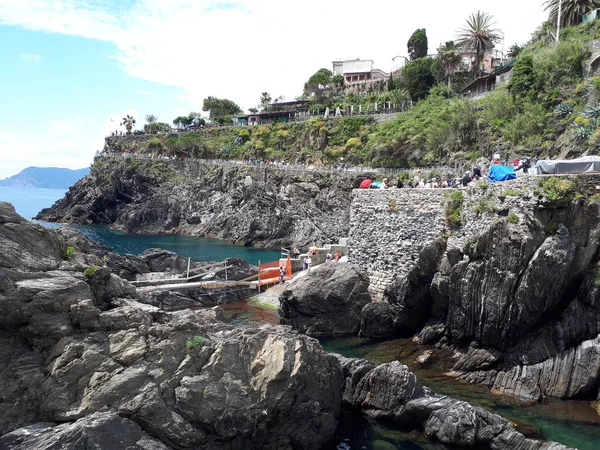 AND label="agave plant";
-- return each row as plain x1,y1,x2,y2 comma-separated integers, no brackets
572,123,594,141
554,103,574,117
582,105,600,119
